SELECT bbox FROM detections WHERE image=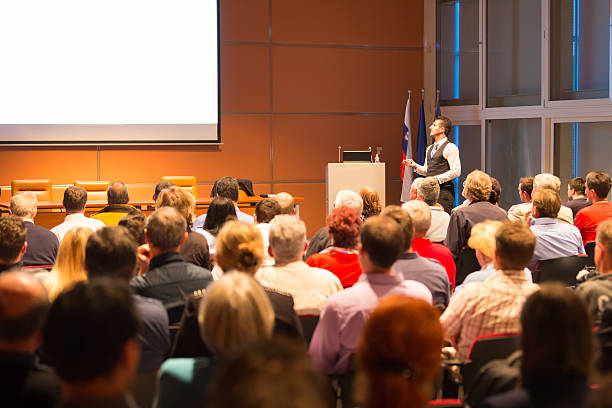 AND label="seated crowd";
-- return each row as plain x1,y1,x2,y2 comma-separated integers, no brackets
1,172,612,408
